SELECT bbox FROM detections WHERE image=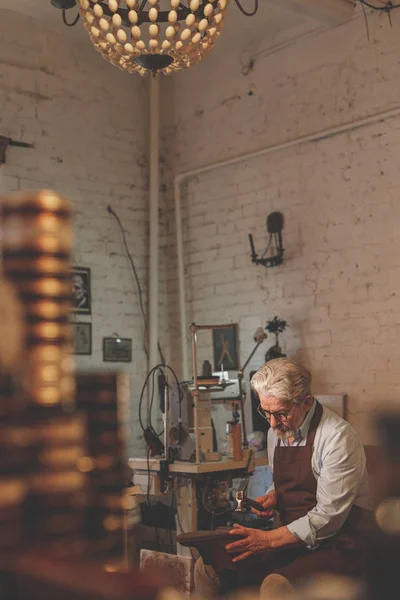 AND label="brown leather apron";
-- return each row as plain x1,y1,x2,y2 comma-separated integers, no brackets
233,401,369,588
264,400,368,583
274,400,324,526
